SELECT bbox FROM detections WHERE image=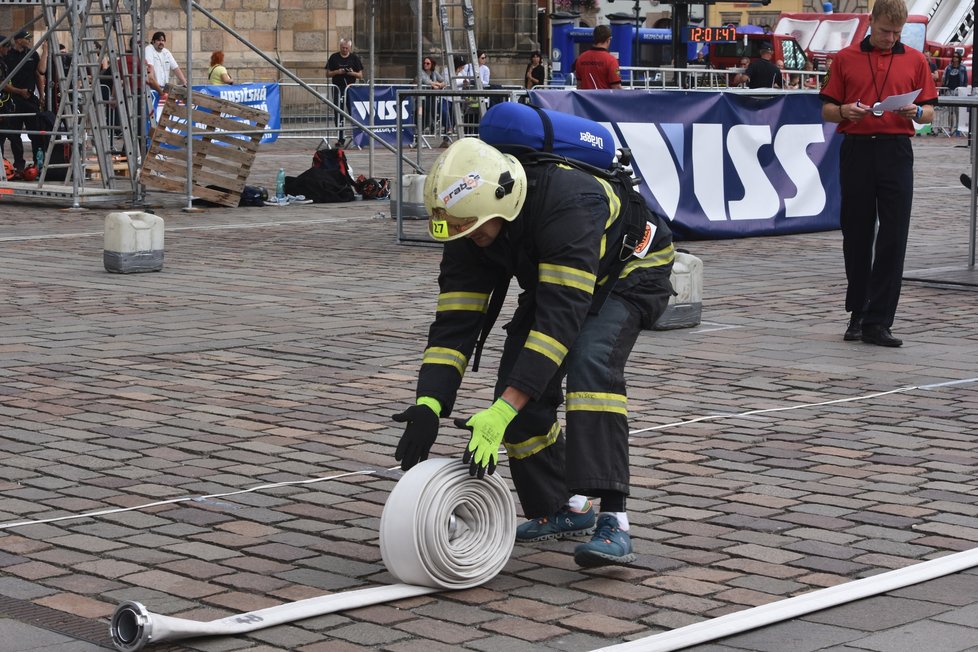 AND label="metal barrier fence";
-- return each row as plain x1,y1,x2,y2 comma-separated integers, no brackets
934,86,972,137
617,66,826,91
276,82,526,148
